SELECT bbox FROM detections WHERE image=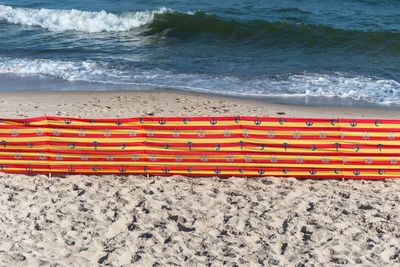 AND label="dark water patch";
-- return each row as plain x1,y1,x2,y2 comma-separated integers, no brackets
274,7,312,15
148,12,400,54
